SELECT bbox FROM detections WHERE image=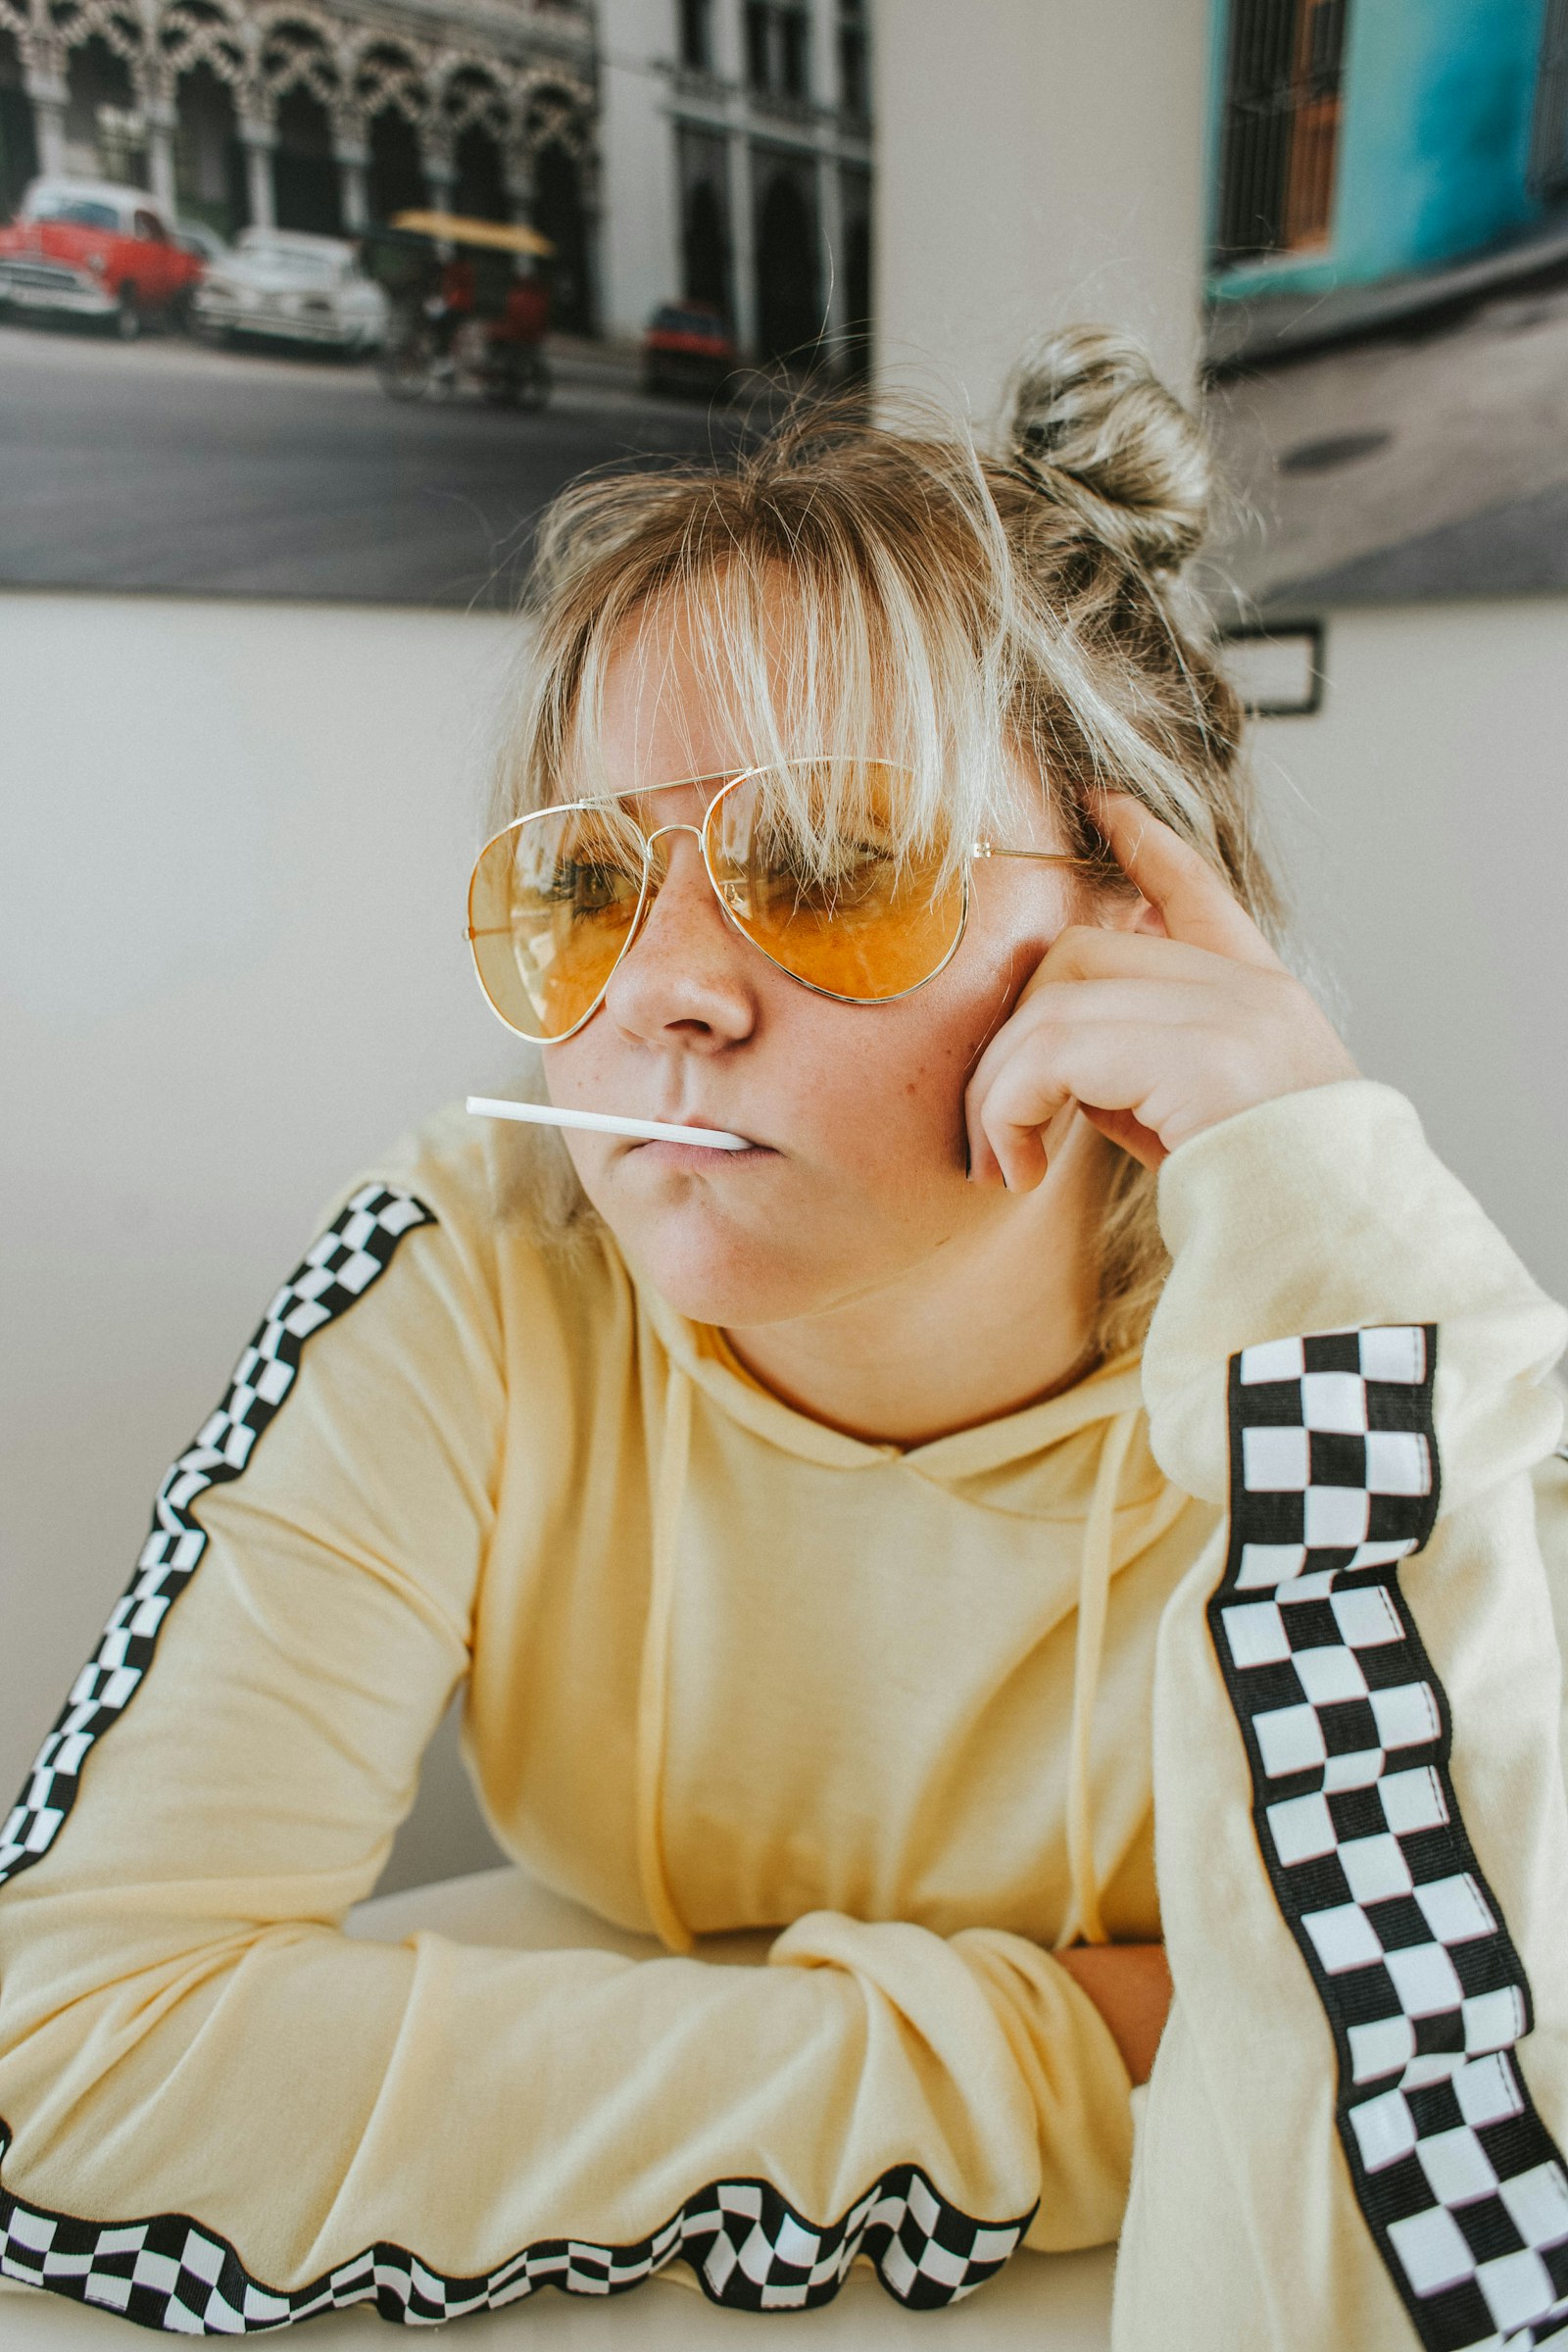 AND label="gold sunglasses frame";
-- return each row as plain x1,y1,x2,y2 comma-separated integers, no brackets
466,763,1099,1046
